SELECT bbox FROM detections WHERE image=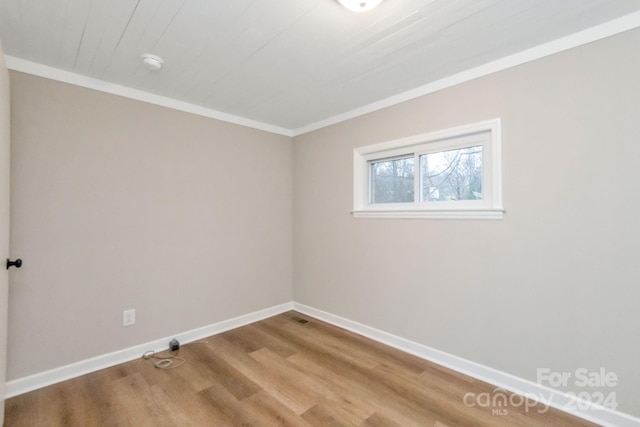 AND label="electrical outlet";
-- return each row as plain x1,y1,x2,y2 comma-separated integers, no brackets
122,309,135,326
